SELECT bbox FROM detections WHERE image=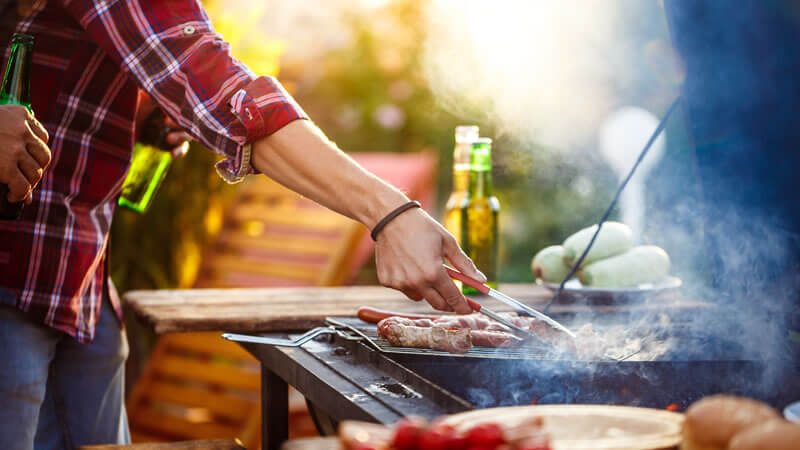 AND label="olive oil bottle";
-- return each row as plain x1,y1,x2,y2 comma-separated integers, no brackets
0,34,34,220
460,138,499,293
443,125,479,244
